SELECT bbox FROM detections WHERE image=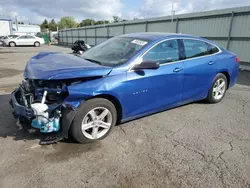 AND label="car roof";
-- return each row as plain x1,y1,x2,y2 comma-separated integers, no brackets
119,32,202,41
